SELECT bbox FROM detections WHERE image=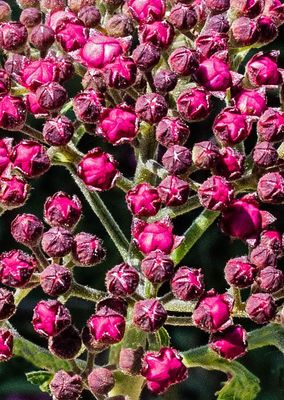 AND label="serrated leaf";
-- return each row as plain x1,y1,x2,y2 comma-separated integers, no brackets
26,371,53,394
